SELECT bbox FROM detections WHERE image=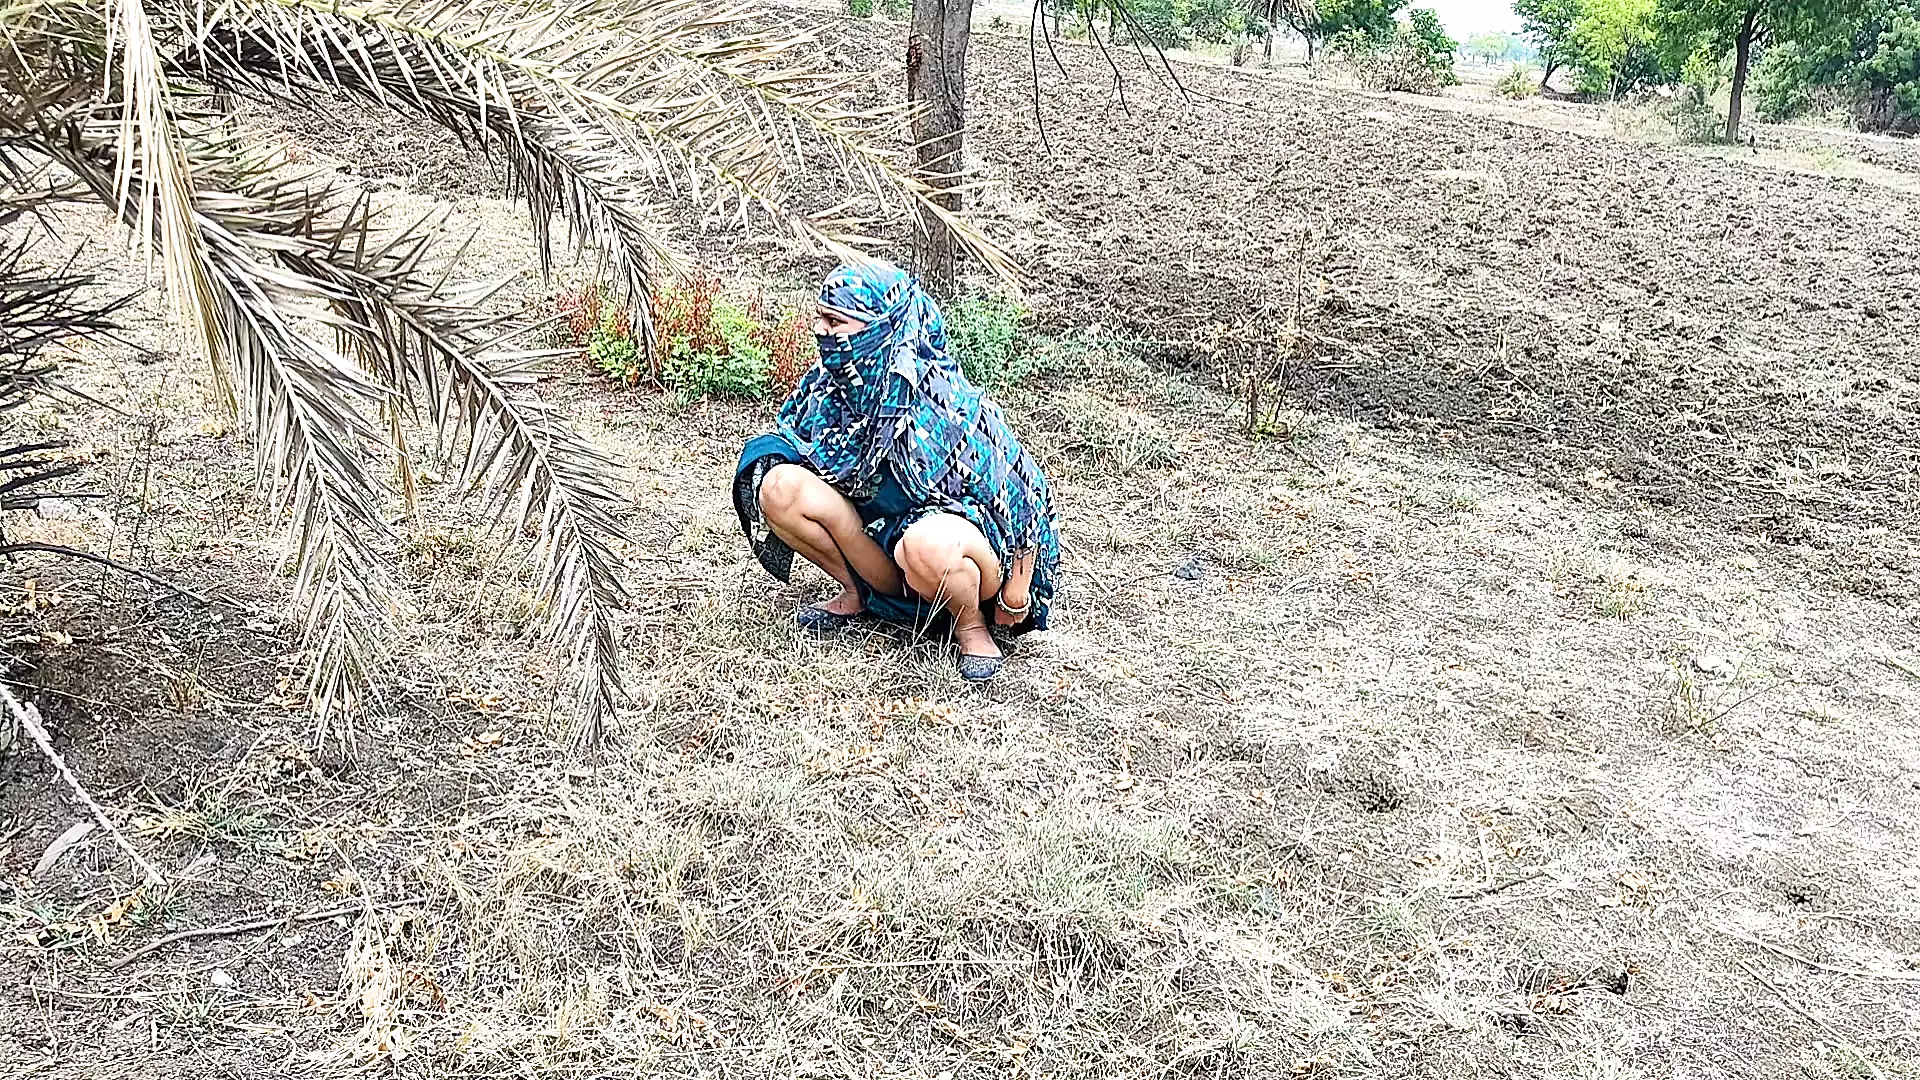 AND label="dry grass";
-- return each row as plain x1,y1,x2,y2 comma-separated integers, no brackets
9,327,1916,1077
